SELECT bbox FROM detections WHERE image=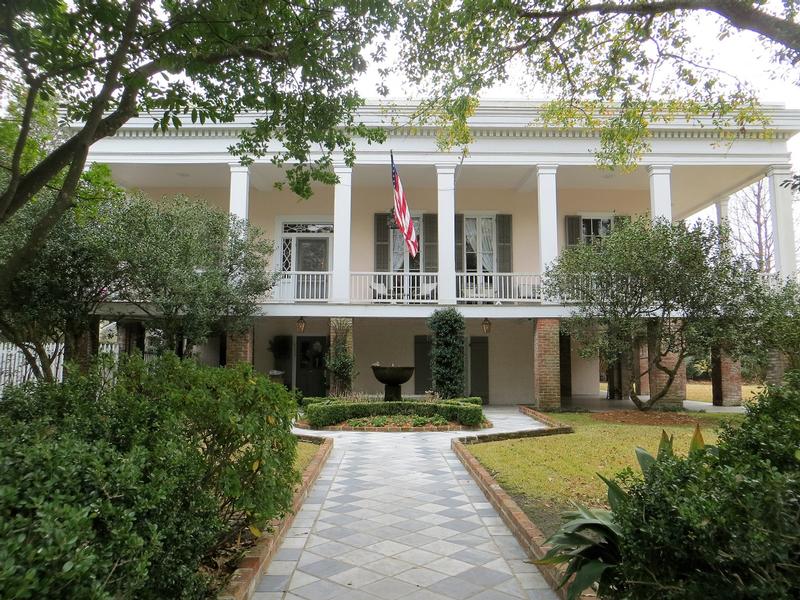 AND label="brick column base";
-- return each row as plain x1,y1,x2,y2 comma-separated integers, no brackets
226,328,254,366
534,318,561,410
648,352,686,409
766,349,788,386
711,349,742,406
